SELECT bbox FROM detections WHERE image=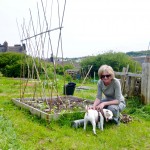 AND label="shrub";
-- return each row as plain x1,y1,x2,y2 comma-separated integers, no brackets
64,73,73,82
55,64,73,75
80,52,142,77
0,52,24,77
0,52,53,78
